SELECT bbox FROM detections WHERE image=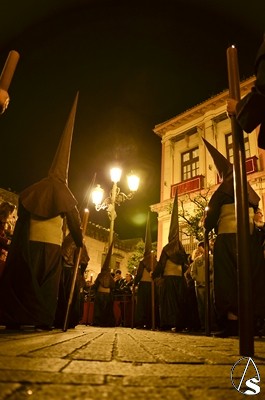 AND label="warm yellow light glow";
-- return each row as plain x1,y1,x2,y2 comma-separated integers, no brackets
131,212,146,226
127,172,140,192
92,184,104,205
110,167,122,183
